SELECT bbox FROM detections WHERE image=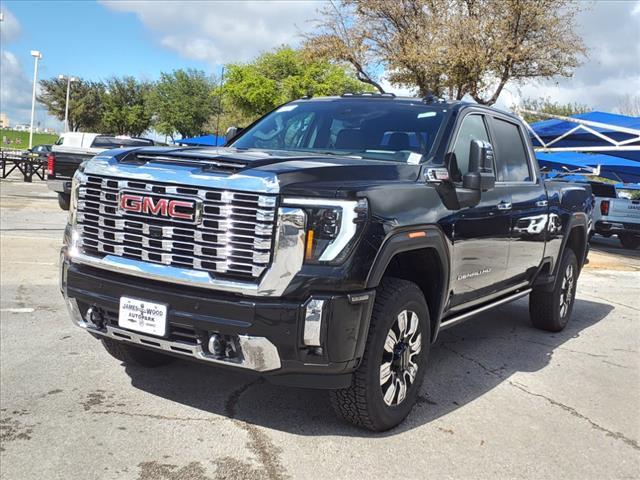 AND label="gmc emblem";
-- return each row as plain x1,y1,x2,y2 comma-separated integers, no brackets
118,192,202,223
